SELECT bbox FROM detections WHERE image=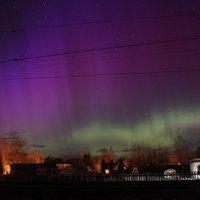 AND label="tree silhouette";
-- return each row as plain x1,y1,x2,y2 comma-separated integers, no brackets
174,135,191,164
0,131,44,174
0,152,3,175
